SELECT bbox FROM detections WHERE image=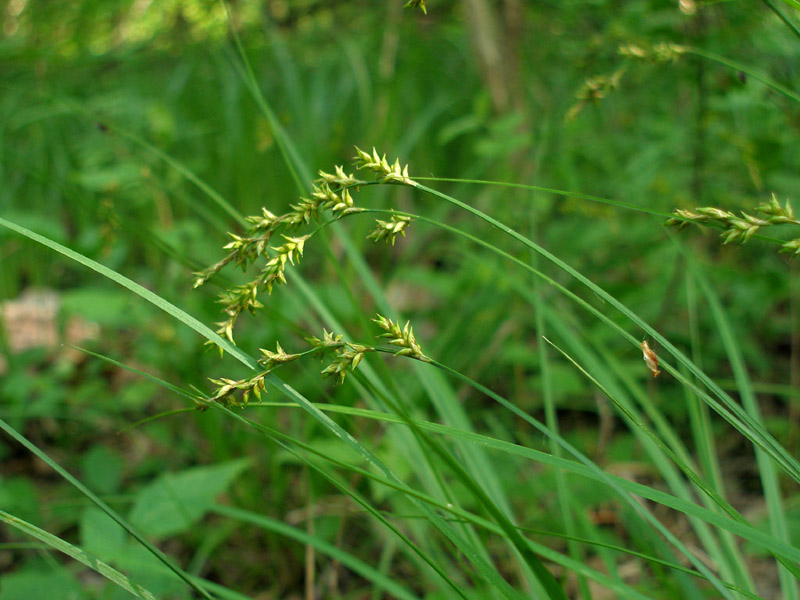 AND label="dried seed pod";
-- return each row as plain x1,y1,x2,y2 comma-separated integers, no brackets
640,340,661,378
